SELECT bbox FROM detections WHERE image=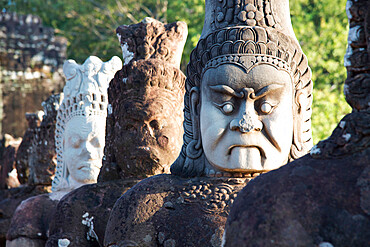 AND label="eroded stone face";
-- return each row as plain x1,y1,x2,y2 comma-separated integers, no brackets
200,64,293,172
64,116,105,185
52,55,121,193
114,89,183,177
